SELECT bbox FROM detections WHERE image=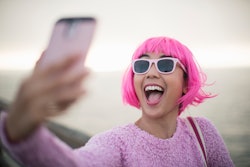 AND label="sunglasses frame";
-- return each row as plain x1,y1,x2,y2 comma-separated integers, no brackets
132,57,187,75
